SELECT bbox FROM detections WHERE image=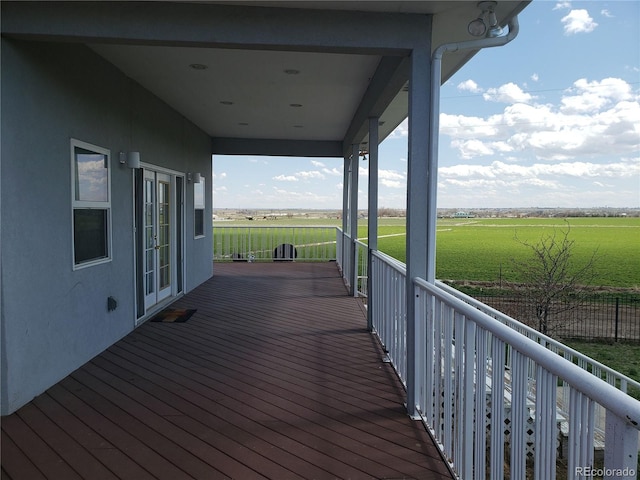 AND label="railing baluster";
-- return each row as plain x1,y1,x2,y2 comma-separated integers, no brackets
461,315,475,479
535,365,557,480
510,349,528,480
443,304,455,456
475,327,488,480
490,335,506,480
